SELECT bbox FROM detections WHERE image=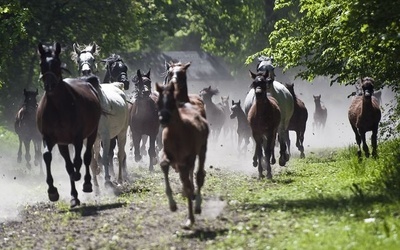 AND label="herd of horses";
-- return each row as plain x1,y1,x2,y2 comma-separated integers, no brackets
13,42,382,227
